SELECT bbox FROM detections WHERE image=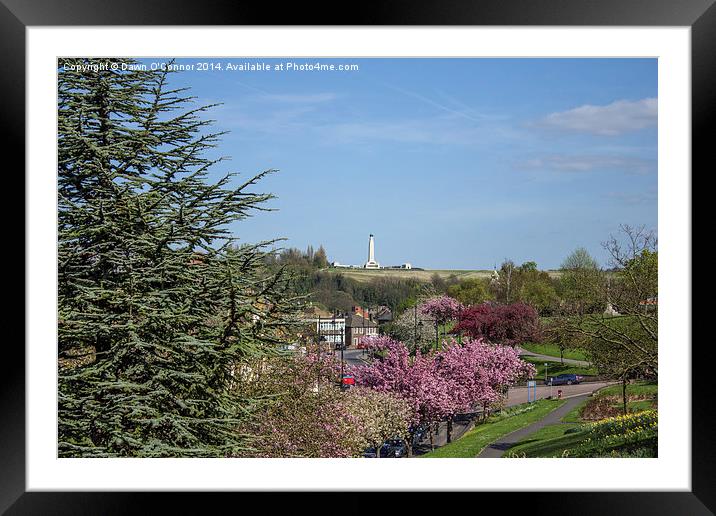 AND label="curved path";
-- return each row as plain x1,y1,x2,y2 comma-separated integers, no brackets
516,346,591,367
477,393,590,458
